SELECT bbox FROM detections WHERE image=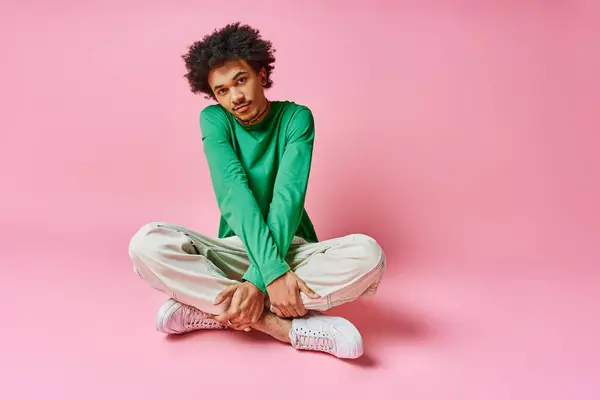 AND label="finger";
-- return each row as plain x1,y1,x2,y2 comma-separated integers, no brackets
231,322,252,331
213,309,236,325
228,287,244,311
231,308,259,330
270,305,285,319
298,280,321,299
235,326,252,332
229,312,249,326
230,307,253,330
230,299,255,326
223,288,248,324
214,285,237,305
226,306,242,324
212,306,228,324
212,313,228,325
213,285,237,305
212,298,232,322
237,307,261,328
225,311,242,327
280,305,293,319
292,293,307,317
213,304,241,325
